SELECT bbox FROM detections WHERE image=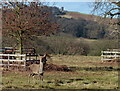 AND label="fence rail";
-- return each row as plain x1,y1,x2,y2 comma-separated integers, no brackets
101,51,120,61
0,54,26,68
102,51,120,54
0,54,26,57
0,47,36,54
